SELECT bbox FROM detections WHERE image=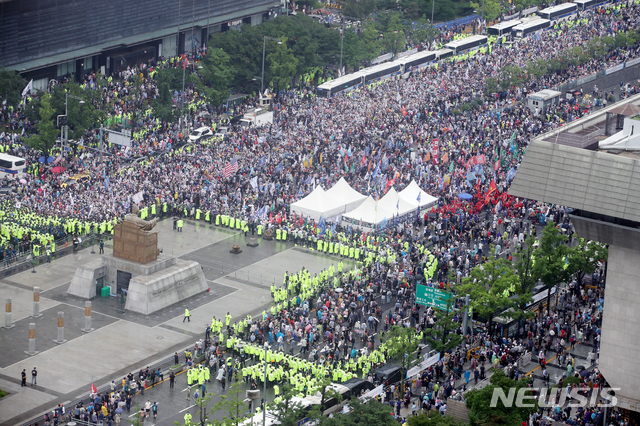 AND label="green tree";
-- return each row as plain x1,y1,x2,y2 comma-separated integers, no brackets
513,235,538,302
382,324,422,394
344,0,378,19
460,248,530,336
126,403,145,425
471,0,503,22
49,83,104,142
567,239,608,287
198,47,236,106
26,94,58,162
531,221,572,316
317,399,396,426
0,69,27,108
408,412,469,426
267,43,298,92
423,289,464,358
465,370,536,426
